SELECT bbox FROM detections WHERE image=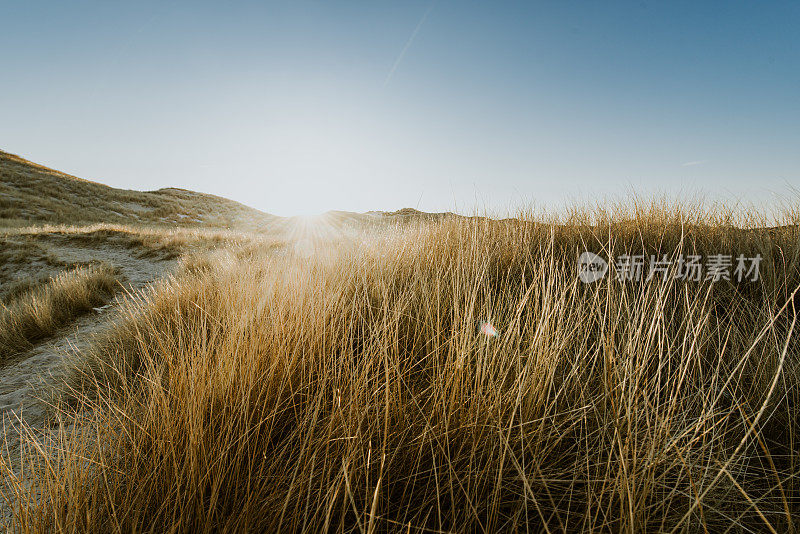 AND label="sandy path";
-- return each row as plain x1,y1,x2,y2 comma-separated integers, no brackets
0,239,177,519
